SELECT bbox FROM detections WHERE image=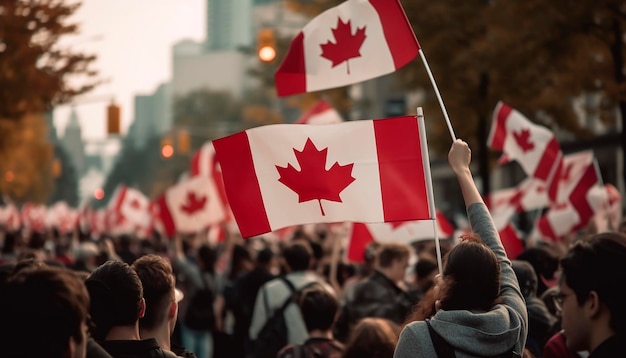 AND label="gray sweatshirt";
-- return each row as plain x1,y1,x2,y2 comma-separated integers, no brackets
394,203,528,357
